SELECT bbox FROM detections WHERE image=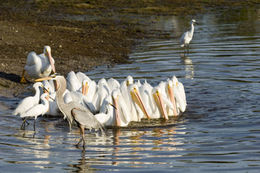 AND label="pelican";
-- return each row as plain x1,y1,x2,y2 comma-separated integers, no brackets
180,19,197,52
66,71,82,92
13,82,43,117
171,76,187,113
36,75,104,148
107,78,120,92
20,92,49,131
20,46,56,83
129,84,151,121
111,89,131,127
